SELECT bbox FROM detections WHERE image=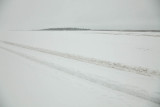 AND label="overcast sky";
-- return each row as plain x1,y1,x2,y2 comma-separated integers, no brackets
0,0,160,30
